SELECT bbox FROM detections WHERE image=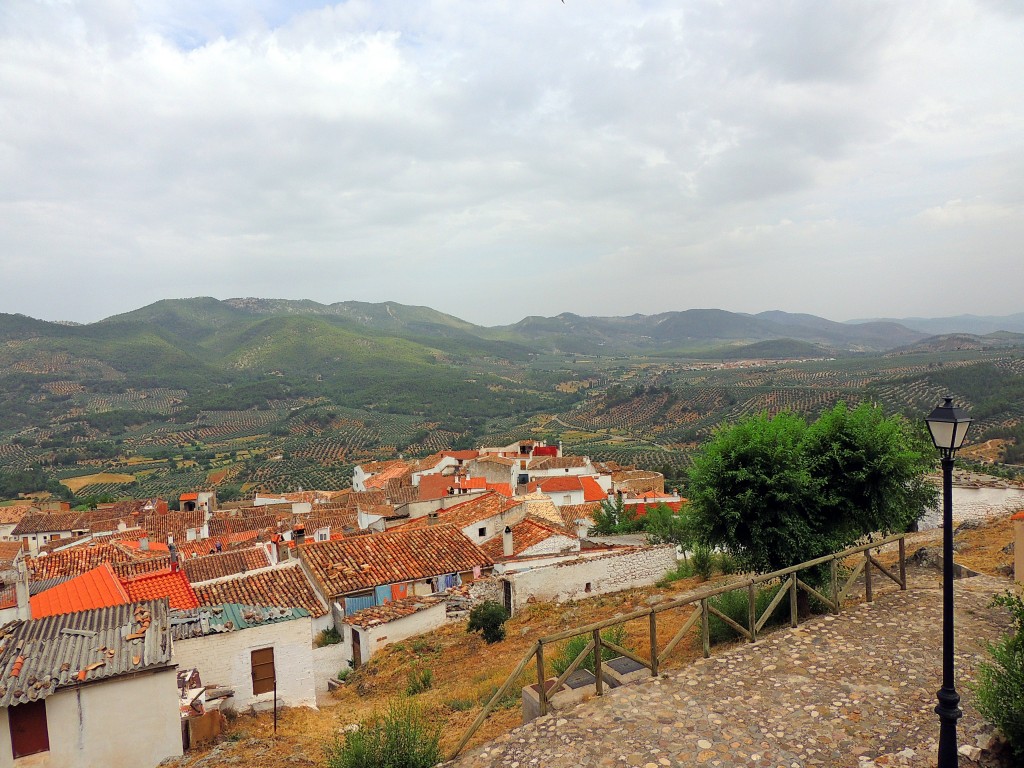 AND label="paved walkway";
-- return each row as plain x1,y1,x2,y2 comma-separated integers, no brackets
446,569,1013,768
